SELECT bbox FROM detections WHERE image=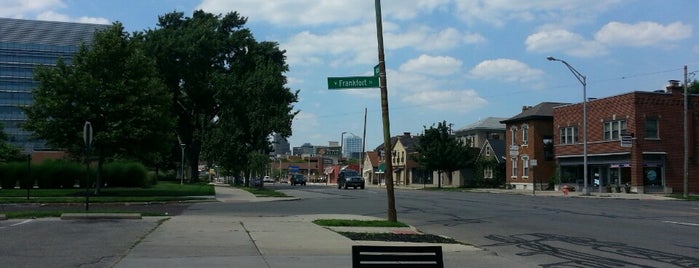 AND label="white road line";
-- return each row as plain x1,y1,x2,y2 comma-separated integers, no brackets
11,219,34,227
662,220,699,227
